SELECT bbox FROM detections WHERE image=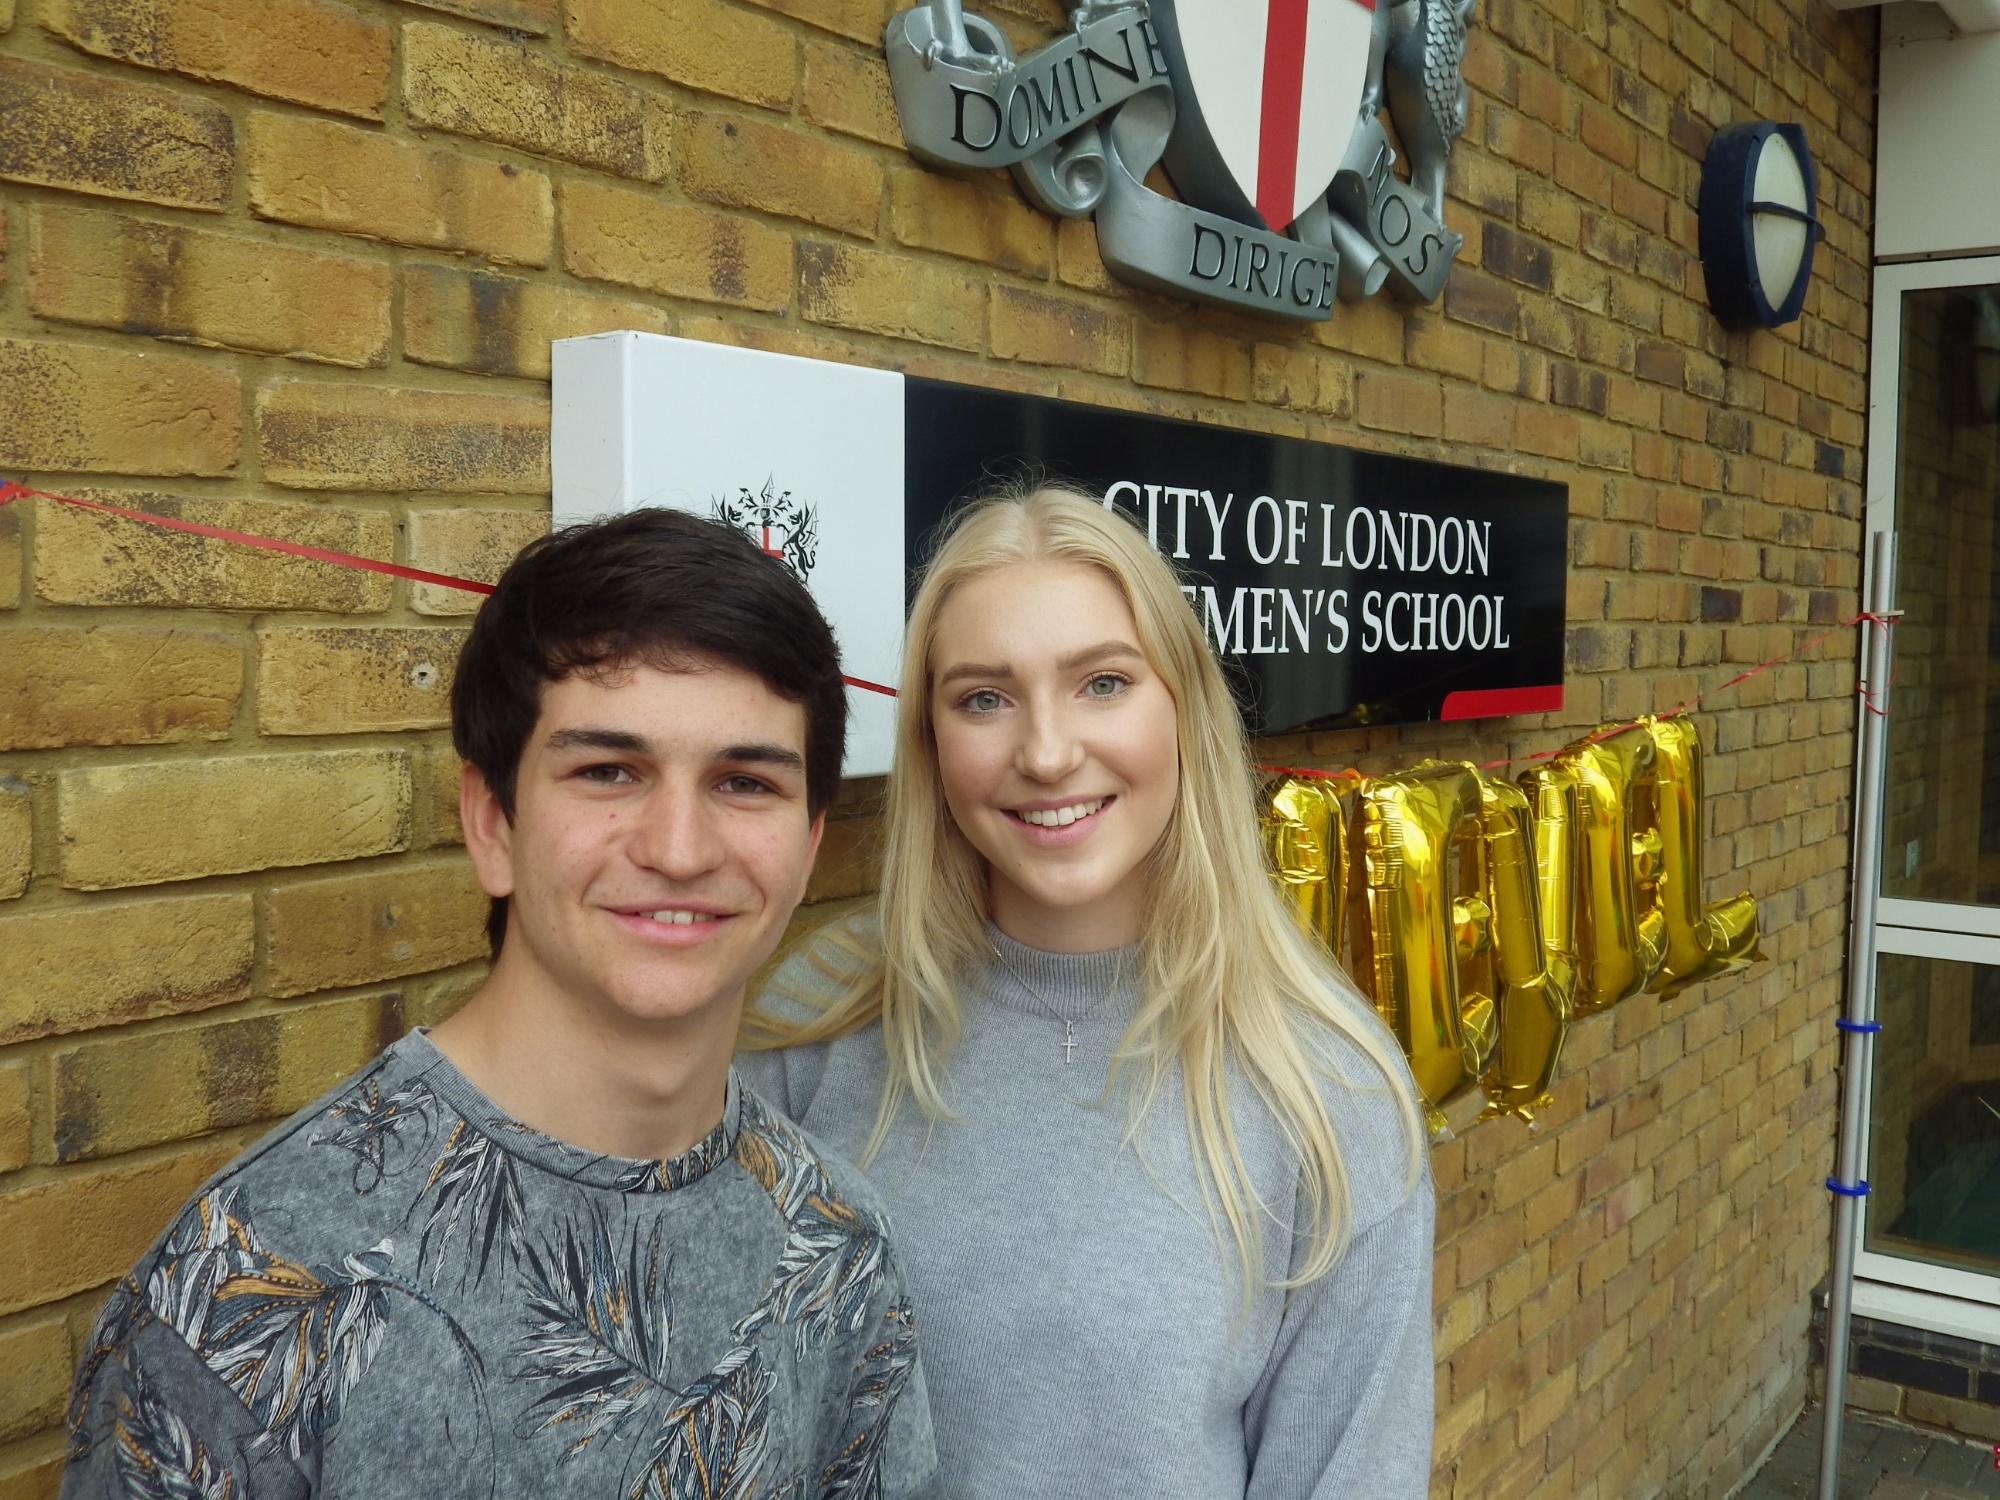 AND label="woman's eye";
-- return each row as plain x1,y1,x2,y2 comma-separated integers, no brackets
962,689,1005,714
1084,674,1128,699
